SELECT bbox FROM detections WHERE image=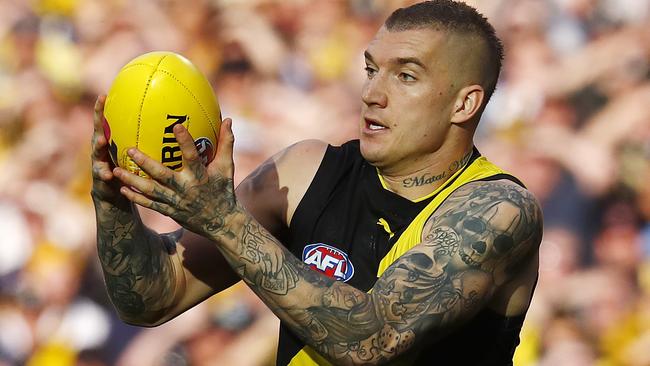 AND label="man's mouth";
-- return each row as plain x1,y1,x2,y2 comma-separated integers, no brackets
364,118,388,131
